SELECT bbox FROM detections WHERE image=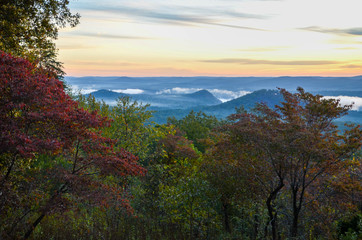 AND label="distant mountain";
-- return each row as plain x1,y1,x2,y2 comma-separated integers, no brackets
313,90,362,98
85,89,221,109
203,89,281,111
244,76,362,91
184,90,221,104
186,89,215,98
66,76,362,124
152,89,282,123
86,89,125,99
339,111,362,123
65,75,362,93
151,89,362,124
